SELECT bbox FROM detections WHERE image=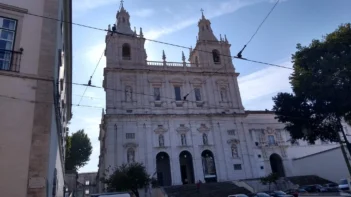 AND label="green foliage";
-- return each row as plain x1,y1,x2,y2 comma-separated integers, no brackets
65,130,92,171
273,23,351,143
102,162,150,197
260,173,279,190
